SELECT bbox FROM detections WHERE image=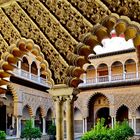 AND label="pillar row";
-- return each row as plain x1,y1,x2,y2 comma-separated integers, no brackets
50,87,80,140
